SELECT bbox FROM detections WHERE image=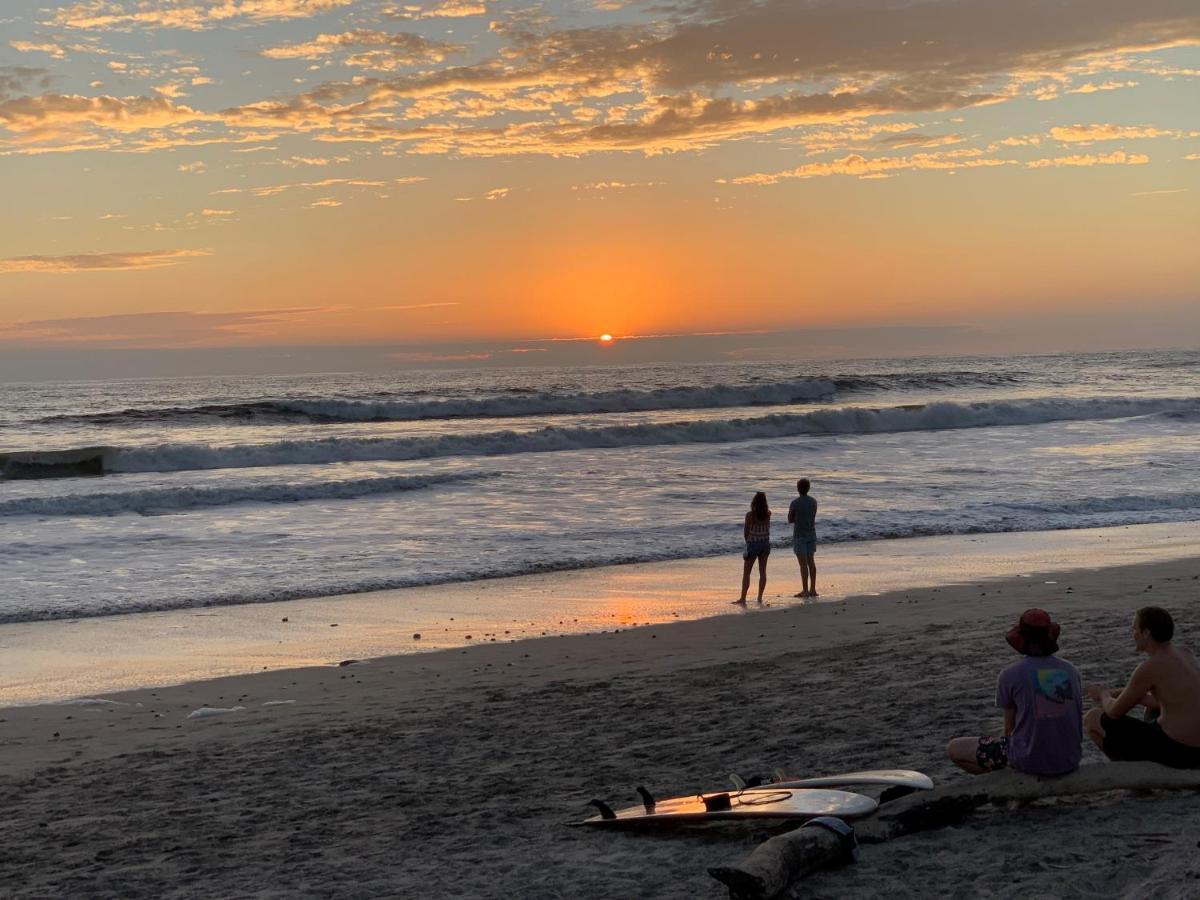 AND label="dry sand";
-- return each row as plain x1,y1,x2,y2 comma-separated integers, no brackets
3,553,1200,898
